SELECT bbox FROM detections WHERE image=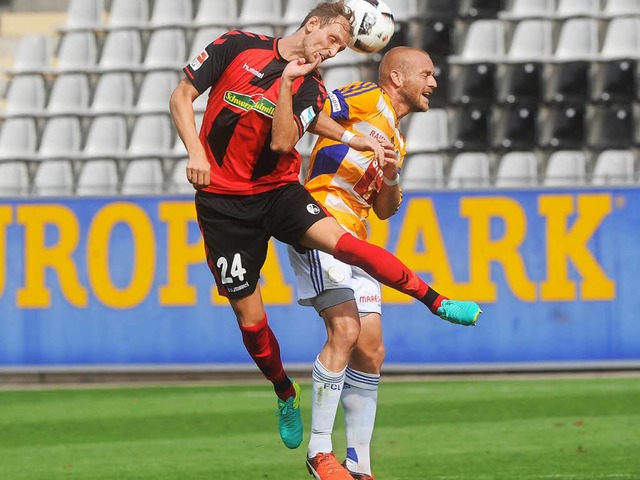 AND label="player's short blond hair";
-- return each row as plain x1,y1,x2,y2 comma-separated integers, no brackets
299,1,355,38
